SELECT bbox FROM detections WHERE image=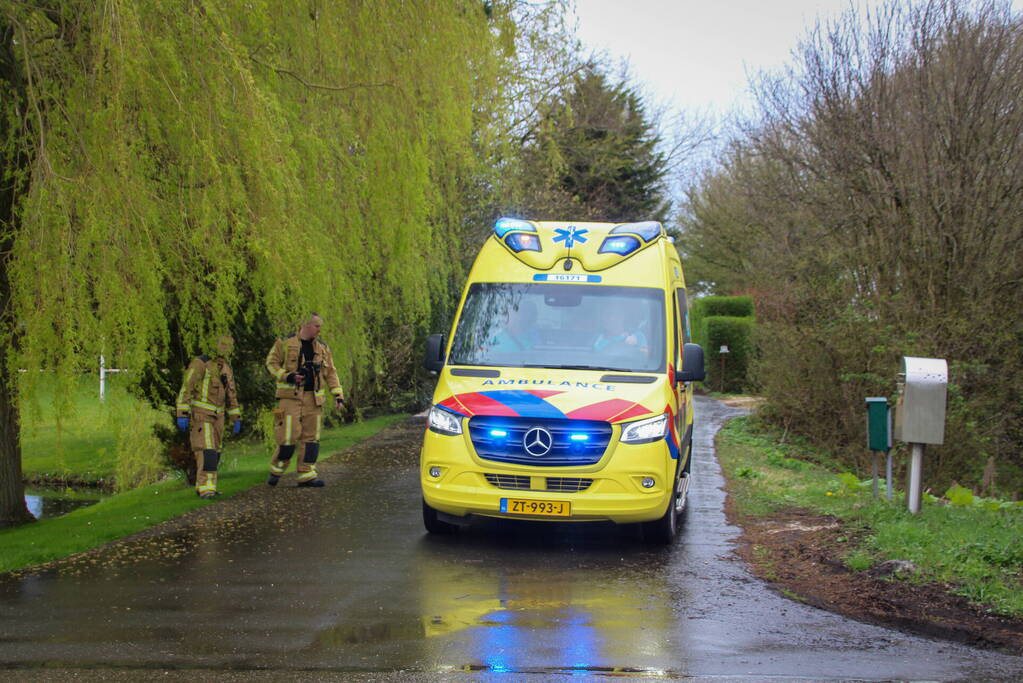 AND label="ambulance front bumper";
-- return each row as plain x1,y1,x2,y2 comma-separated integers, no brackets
420,428,674,524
